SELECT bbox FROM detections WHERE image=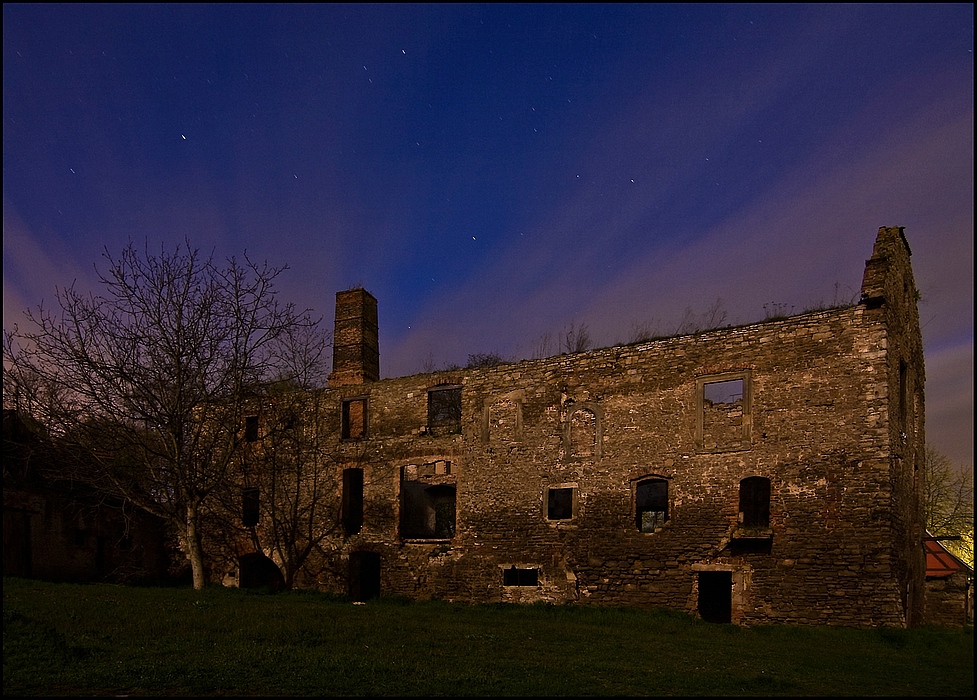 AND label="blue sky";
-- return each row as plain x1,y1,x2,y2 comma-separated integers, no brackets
3,4,973,469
